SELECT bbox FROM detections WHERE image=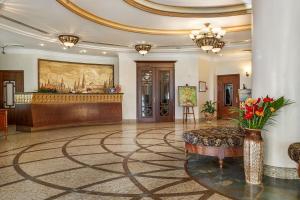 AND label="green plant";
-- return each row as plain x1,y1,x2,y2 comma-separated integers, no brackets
201,101,216,114
238,96,292,130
